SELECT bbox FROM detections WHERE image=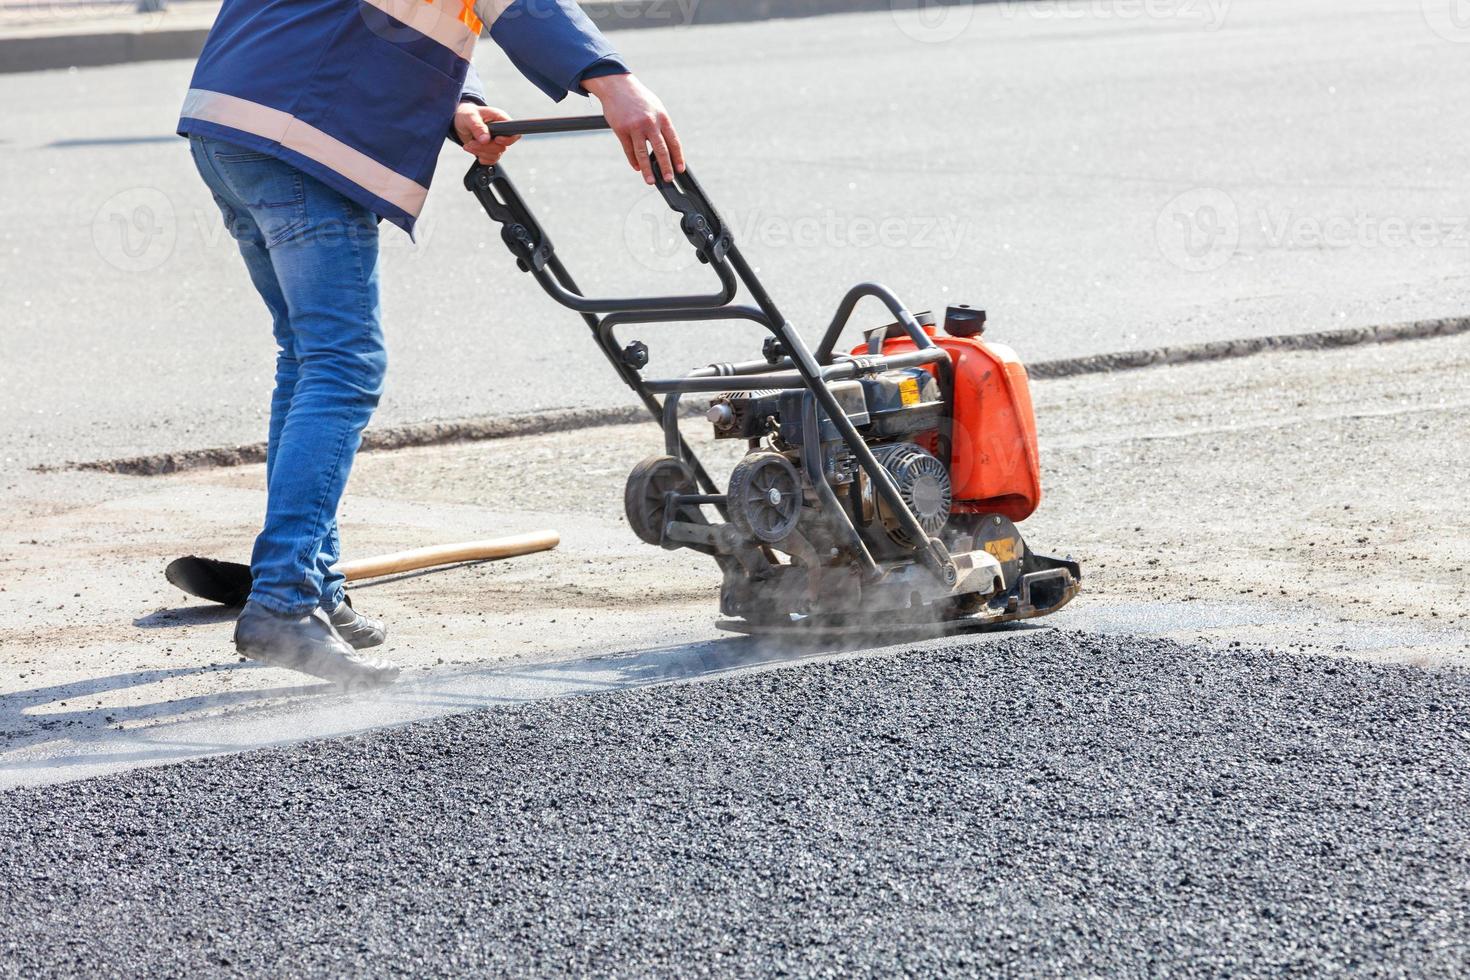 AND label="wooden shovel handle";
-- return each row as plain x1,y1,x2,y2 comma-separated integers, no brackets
337,530,559,581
